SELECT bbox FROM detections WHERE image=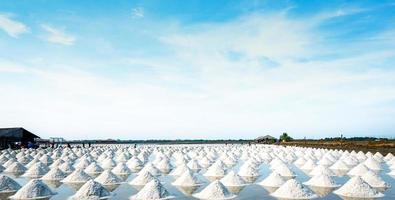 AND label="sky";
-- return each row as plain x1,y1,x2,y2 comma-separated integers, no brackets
0,0,395,140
